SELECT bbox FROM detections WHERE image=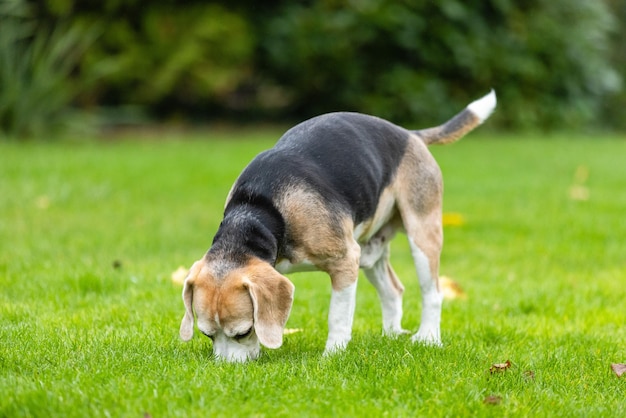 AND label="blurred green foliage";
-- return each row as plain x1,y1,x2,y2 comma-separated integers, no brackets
0,0,96,138
260,0,622,129
1,0,624,138
75,3,254,117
